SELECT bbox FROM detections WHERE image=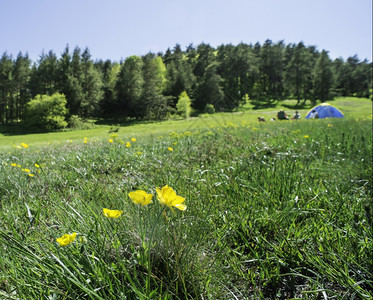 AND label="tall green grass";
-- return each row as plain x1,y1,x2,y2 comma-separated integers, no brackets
0,116,372,298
